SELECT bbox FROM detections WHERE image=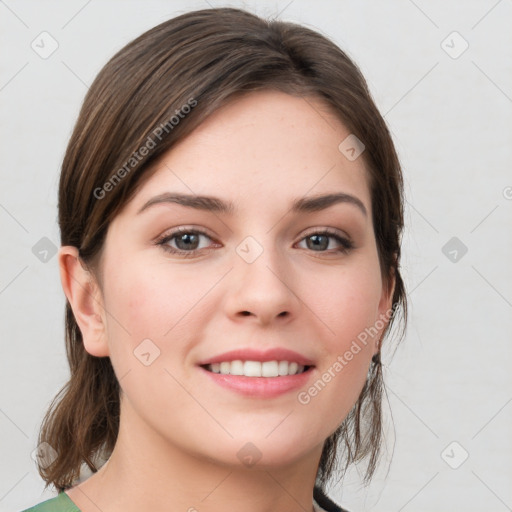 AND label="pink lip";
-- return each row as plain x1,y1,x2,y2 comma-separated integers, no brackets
196,347,315,366
198,366,315,398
